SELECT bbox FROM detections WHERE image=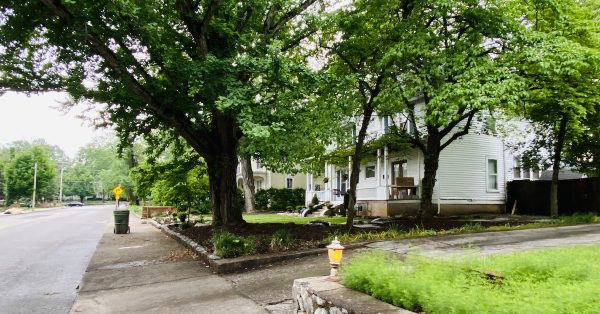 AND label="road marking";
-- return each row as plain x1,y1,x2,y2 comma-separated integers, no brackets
0,211,82,231
0,220,34,231
118,245,145,250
